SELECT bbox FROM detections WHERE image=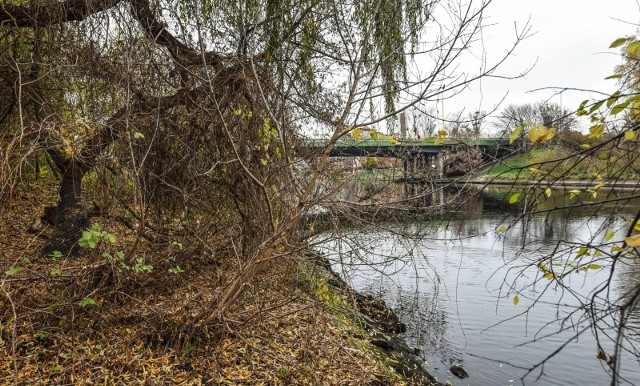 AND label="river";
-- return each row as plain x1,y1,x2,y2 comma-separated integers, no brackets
314,185,640,385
